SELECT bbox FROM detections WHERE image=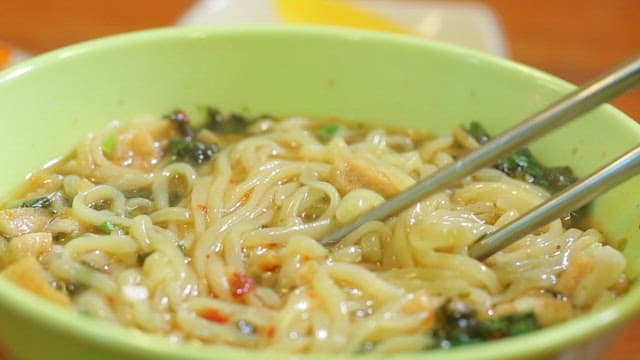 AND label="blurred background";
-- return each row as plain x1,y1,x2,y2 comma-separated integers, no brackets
0,1,638,358
1,0,638,121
